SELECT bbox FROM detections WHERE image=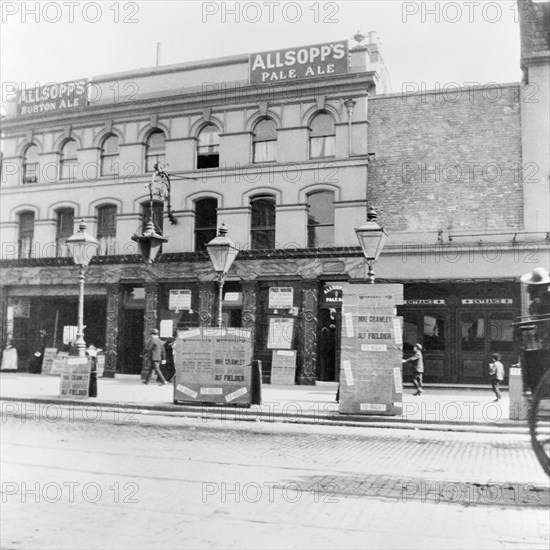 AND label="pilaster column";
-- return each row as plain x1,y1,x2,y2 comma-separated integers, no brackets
141,282,160,379
241,281,257,341
298,283,318,385
199,283,216,327
104,284,121,378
